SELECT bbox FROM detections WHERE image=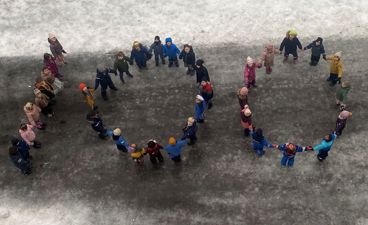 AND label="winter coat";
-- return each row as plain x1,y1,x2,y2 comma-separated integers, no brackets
326,55,343,77
279,37,302,54
130,44,149,66
278,143,304,158
9,149,31,174
179,48,196,65
250,131,272,151
313,133,337,153
336,86,350,102
240,111,252,129
91,117,106,133
182,122,198,139
244,63,262,85
82,87,94,109
95,68,115,89
17,140,31,161
44,57,60,76
262,46,279,67
35,92,50,109
195,101,206,120
35,80,55,99
19,124,36,145
48,38,64,57
131,148,145,159
304,42,326,57
149,41,164,56
165,140,187,158
24,104,41,126
145,143,163,156
113,56,132,73
113,135,129,150
195,66,210,83
163,39,180,59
